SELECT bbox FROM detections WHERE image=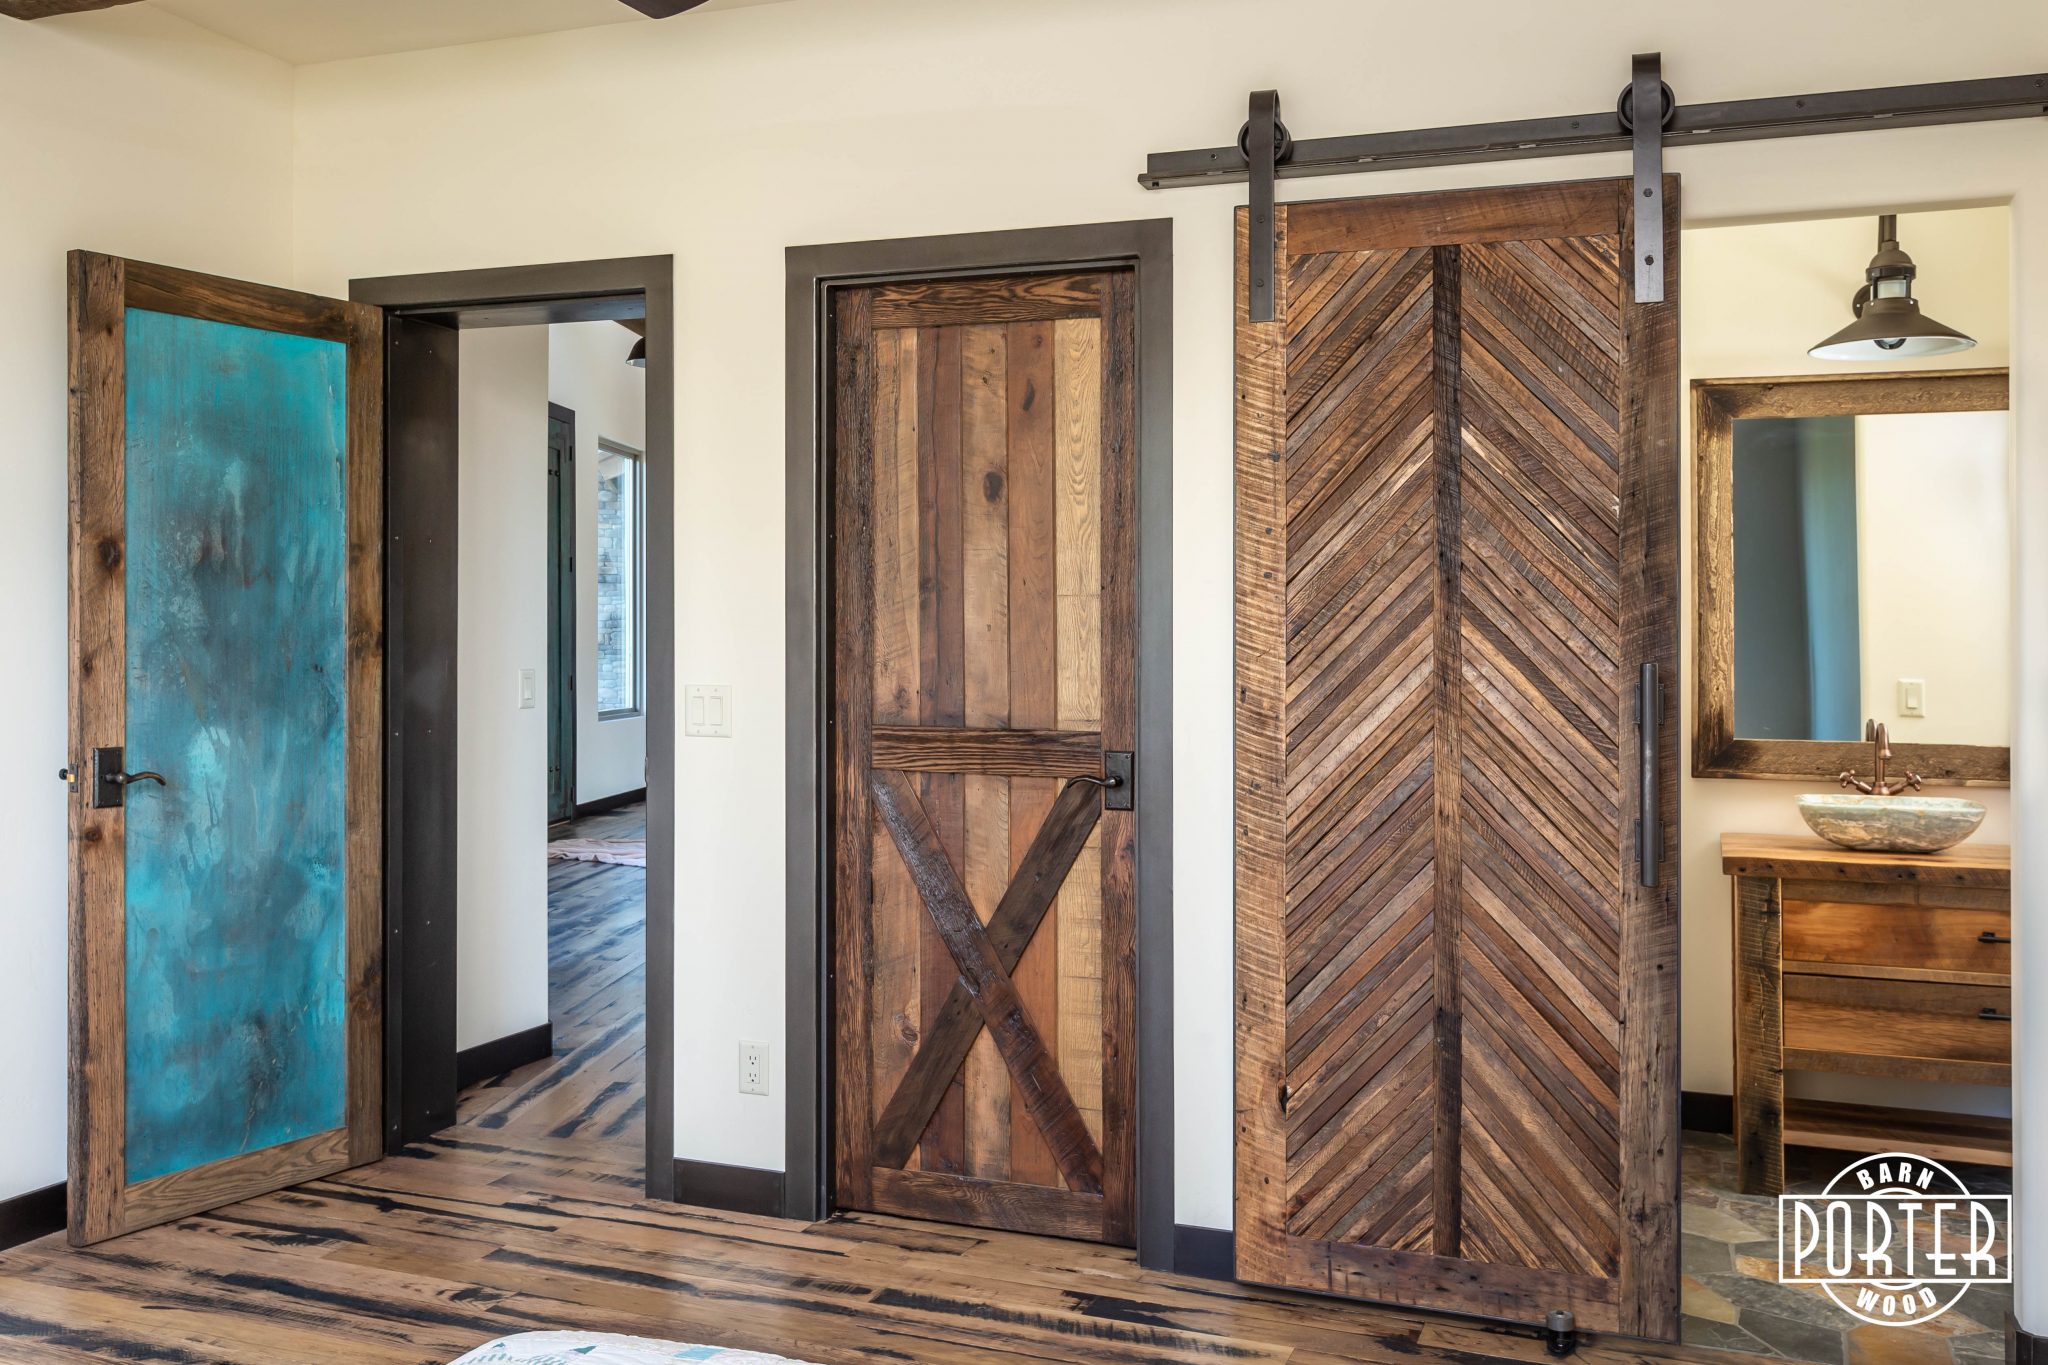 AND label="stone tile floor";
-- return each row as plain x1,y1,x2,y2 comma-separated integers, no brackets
1680,1133,2012,1365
